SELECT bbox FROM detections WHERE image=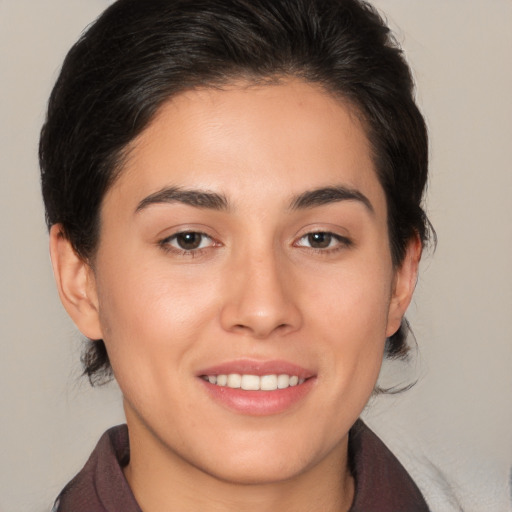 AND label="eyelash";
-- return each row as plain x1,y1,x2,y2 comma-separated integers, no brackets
159,231,216,257
294,232,353,254
158,230,353,257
